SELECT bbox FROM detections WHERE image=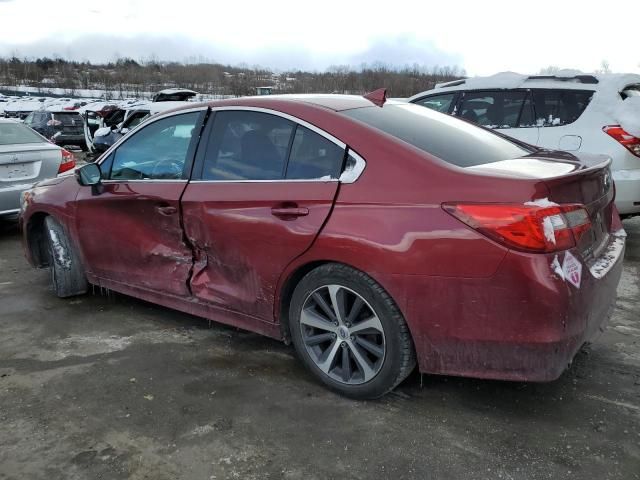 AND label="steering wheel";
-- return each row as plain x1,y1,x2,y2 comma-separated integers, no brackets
150,158,183,179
